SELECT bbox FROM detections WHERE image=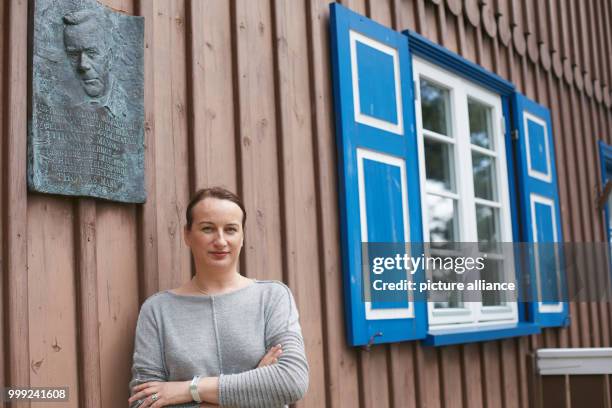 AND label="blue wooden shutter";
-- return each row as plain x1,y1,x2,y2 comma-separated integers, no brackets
330,3,426,346
512,93,569,327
